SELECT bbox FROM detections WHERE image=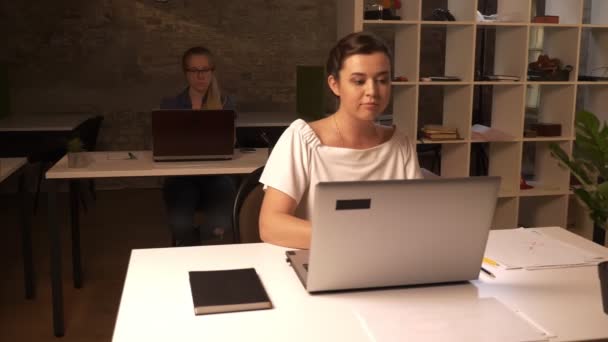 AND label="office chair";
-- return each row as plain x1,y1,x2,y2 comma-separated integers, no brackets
232,166,265,243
